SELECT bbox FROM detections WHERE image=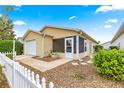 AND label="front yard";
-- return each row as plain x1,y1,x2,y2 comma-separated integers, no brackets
43,61,124,88
17,56,124,88
2,53,124,88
